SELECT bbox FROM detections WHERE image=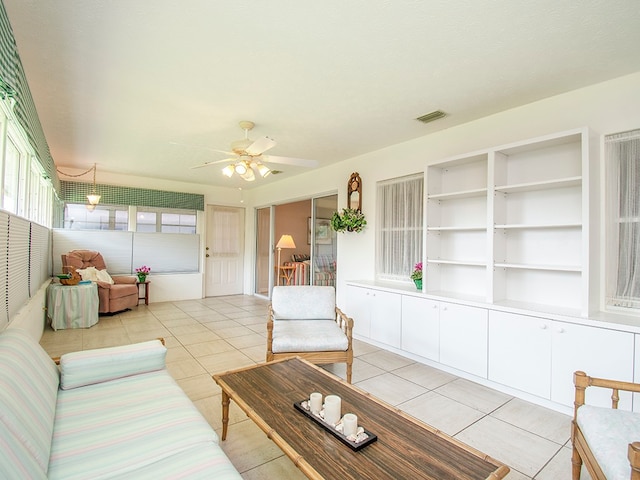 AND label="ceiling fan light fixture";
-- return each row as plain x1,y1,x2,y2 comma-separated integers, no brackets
234,162,247,175
222,164,234,177
256,163,271,177
241,168,255,181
